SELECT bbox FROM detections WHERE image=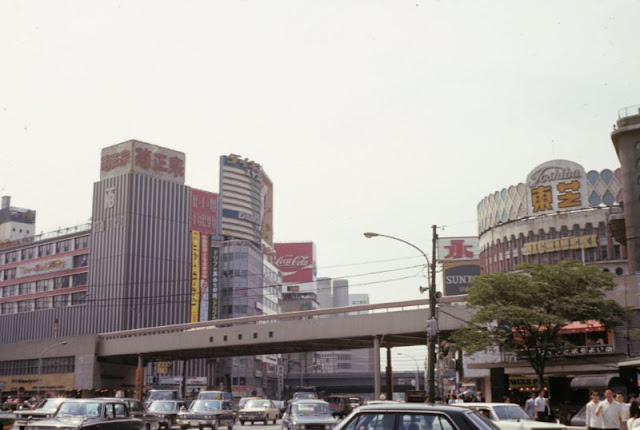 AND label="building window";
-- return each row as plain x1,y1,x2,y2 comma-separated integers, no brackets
18,300,35,313
71,272,88,286
35,296,52,310
1,302,17,315
3,285,18,297
74,236,89,250
19,282,35,295
73,254,88,268
4,268,16,280
71,291,86,305
54,276,70,289
21,247,35,261
38,243,53,257
55,240,72,254
36,279,52,292
53,294,69,308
